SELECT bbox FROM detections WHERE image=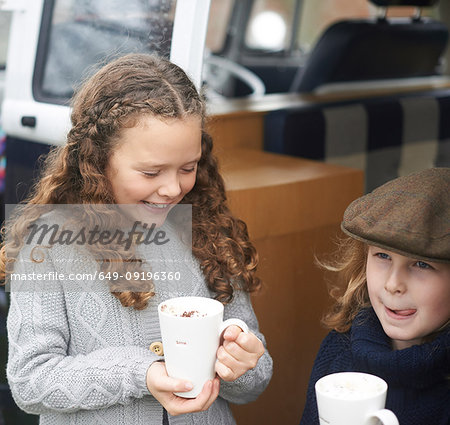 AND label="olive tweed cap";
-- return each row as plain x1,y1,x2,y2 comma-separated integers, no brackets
341,167,450,264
